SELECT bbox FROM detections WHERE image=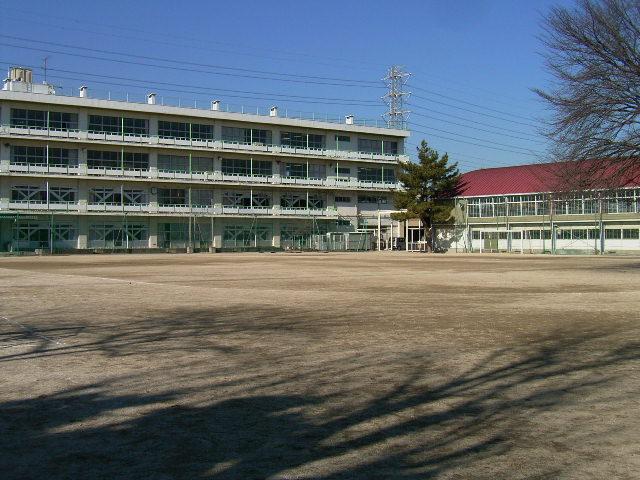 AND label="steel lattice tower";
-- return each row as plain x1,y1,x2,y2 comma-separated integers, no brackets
382,66,411,129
